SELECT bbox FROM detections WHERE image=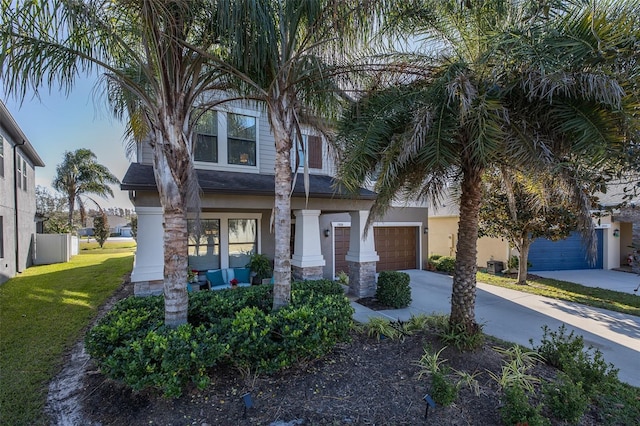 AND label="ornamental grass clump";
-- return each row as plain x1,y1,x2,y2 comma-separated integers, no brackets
85,280,353,397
